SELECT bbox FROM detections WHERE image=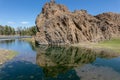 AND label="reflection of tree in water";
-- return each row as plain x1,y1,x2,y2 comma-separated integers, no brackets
36,46,118,77
20,39,37,51
0,39,15,45
26,41,36,51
